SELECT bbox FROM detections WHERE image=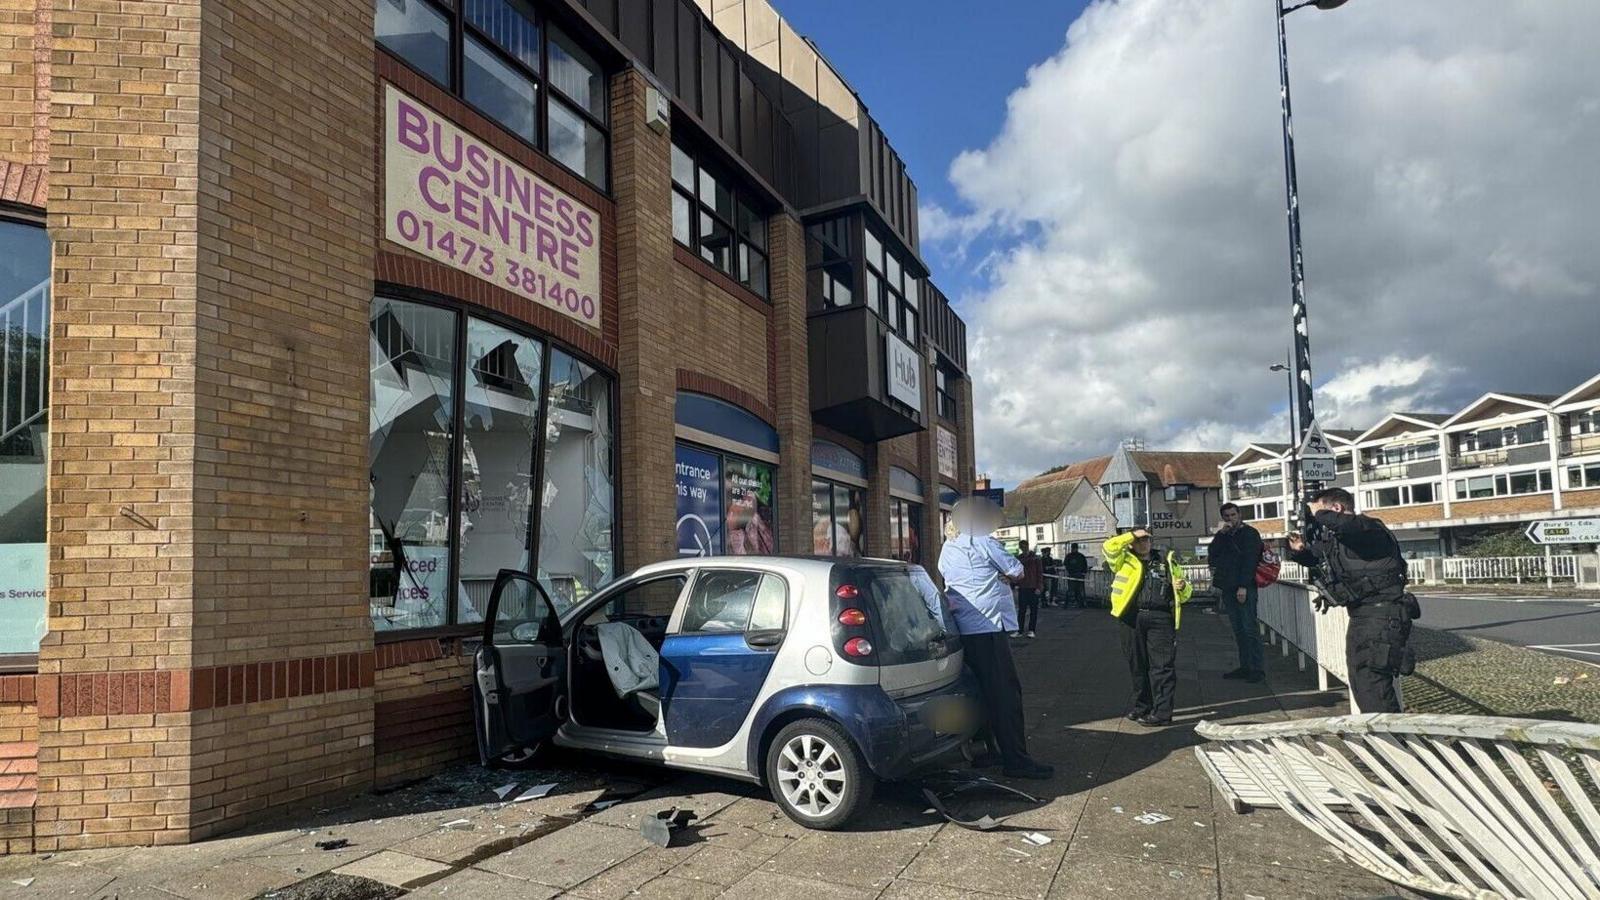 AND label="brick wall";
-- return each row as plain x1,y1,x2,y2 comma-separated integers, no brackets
669,261,771,403
1451,495,1557,519
1,676,37,854
0,0,46,166
373,639,473,788
1368,503,1446,527
767,214,812,553
1562,488,1600,511
37,0,205,851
